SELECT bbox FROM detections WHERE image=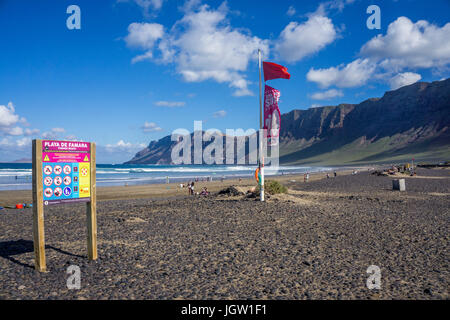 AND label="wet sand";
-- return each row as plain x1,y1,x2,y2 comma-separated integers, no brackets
0,167,448,300
0,170,353,206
